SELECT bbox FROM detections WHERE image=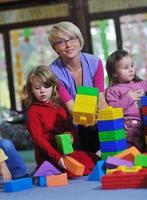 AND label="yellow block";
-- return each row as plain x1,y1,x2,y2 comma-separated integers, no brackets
98,106,123,121
75,94,97,105
73,103,96,126
117,165,142,173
